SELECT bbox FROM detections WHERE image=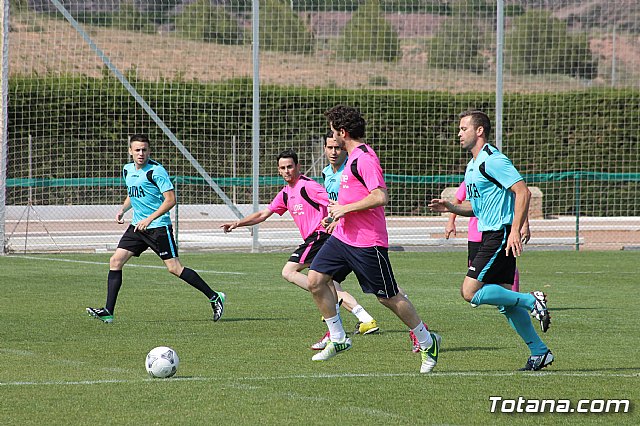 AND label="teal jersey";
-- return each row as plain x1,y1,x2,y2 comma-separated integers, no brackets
464,144,523,232
123,160,174,229
322,161,346,201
